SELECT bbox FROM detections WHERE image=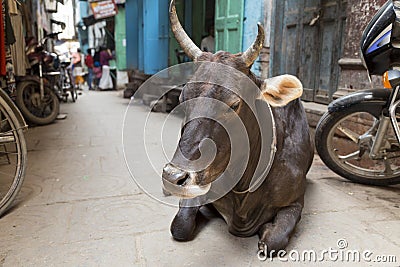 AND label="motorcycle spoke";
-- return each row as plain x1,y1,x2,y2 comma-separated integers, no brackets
38,109,46,117
39,101,52,116
338,150,361,161
29,86,36,97
337,125,360,143
43,98,54,106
